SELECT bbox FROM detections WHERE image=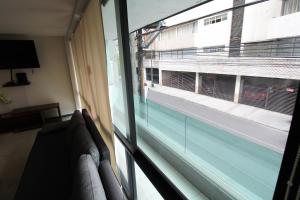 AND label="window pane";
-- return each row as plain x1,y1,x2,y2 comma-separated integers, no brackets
128,0,300,199
114,135,129,188
135,162,164,200
102,0,129,137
